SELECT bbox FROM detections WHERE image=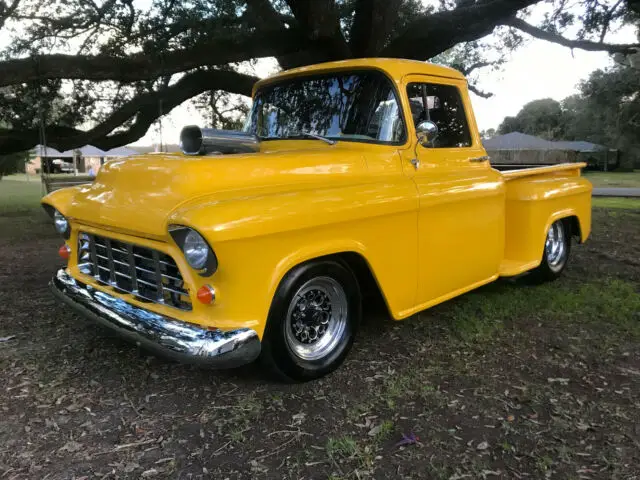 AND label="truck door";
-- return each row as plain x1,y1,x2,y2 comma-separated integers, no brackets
400,75,505,308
